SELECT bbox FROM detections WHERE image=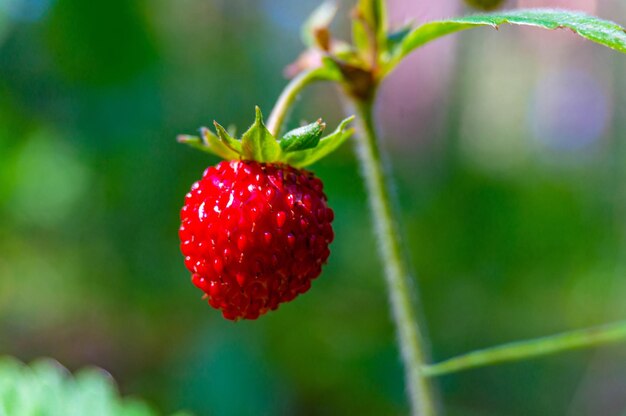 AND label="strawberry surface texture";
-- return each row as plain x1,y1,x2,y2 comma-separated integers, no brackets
179,160,334,320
